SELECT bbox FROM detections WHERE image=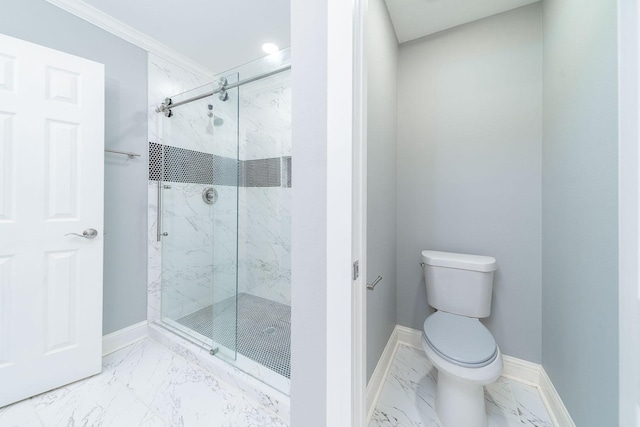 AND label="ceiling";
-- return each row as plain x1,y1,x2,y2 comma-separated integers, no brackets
65,0,538,72
81,0,291,74
383,0,540,44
